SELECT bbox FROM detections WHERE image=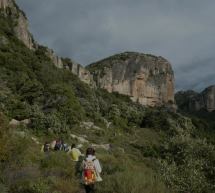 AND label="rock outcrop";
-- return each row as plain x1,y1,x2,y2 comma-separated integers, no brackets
176,85,215,112
1,0,94,85
87,52,175,107
14,11,34,49
43,49,94,85
0,0,13,8
45,48,64,69
1,1,175,107
62,58,95,85
0,0,34,49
